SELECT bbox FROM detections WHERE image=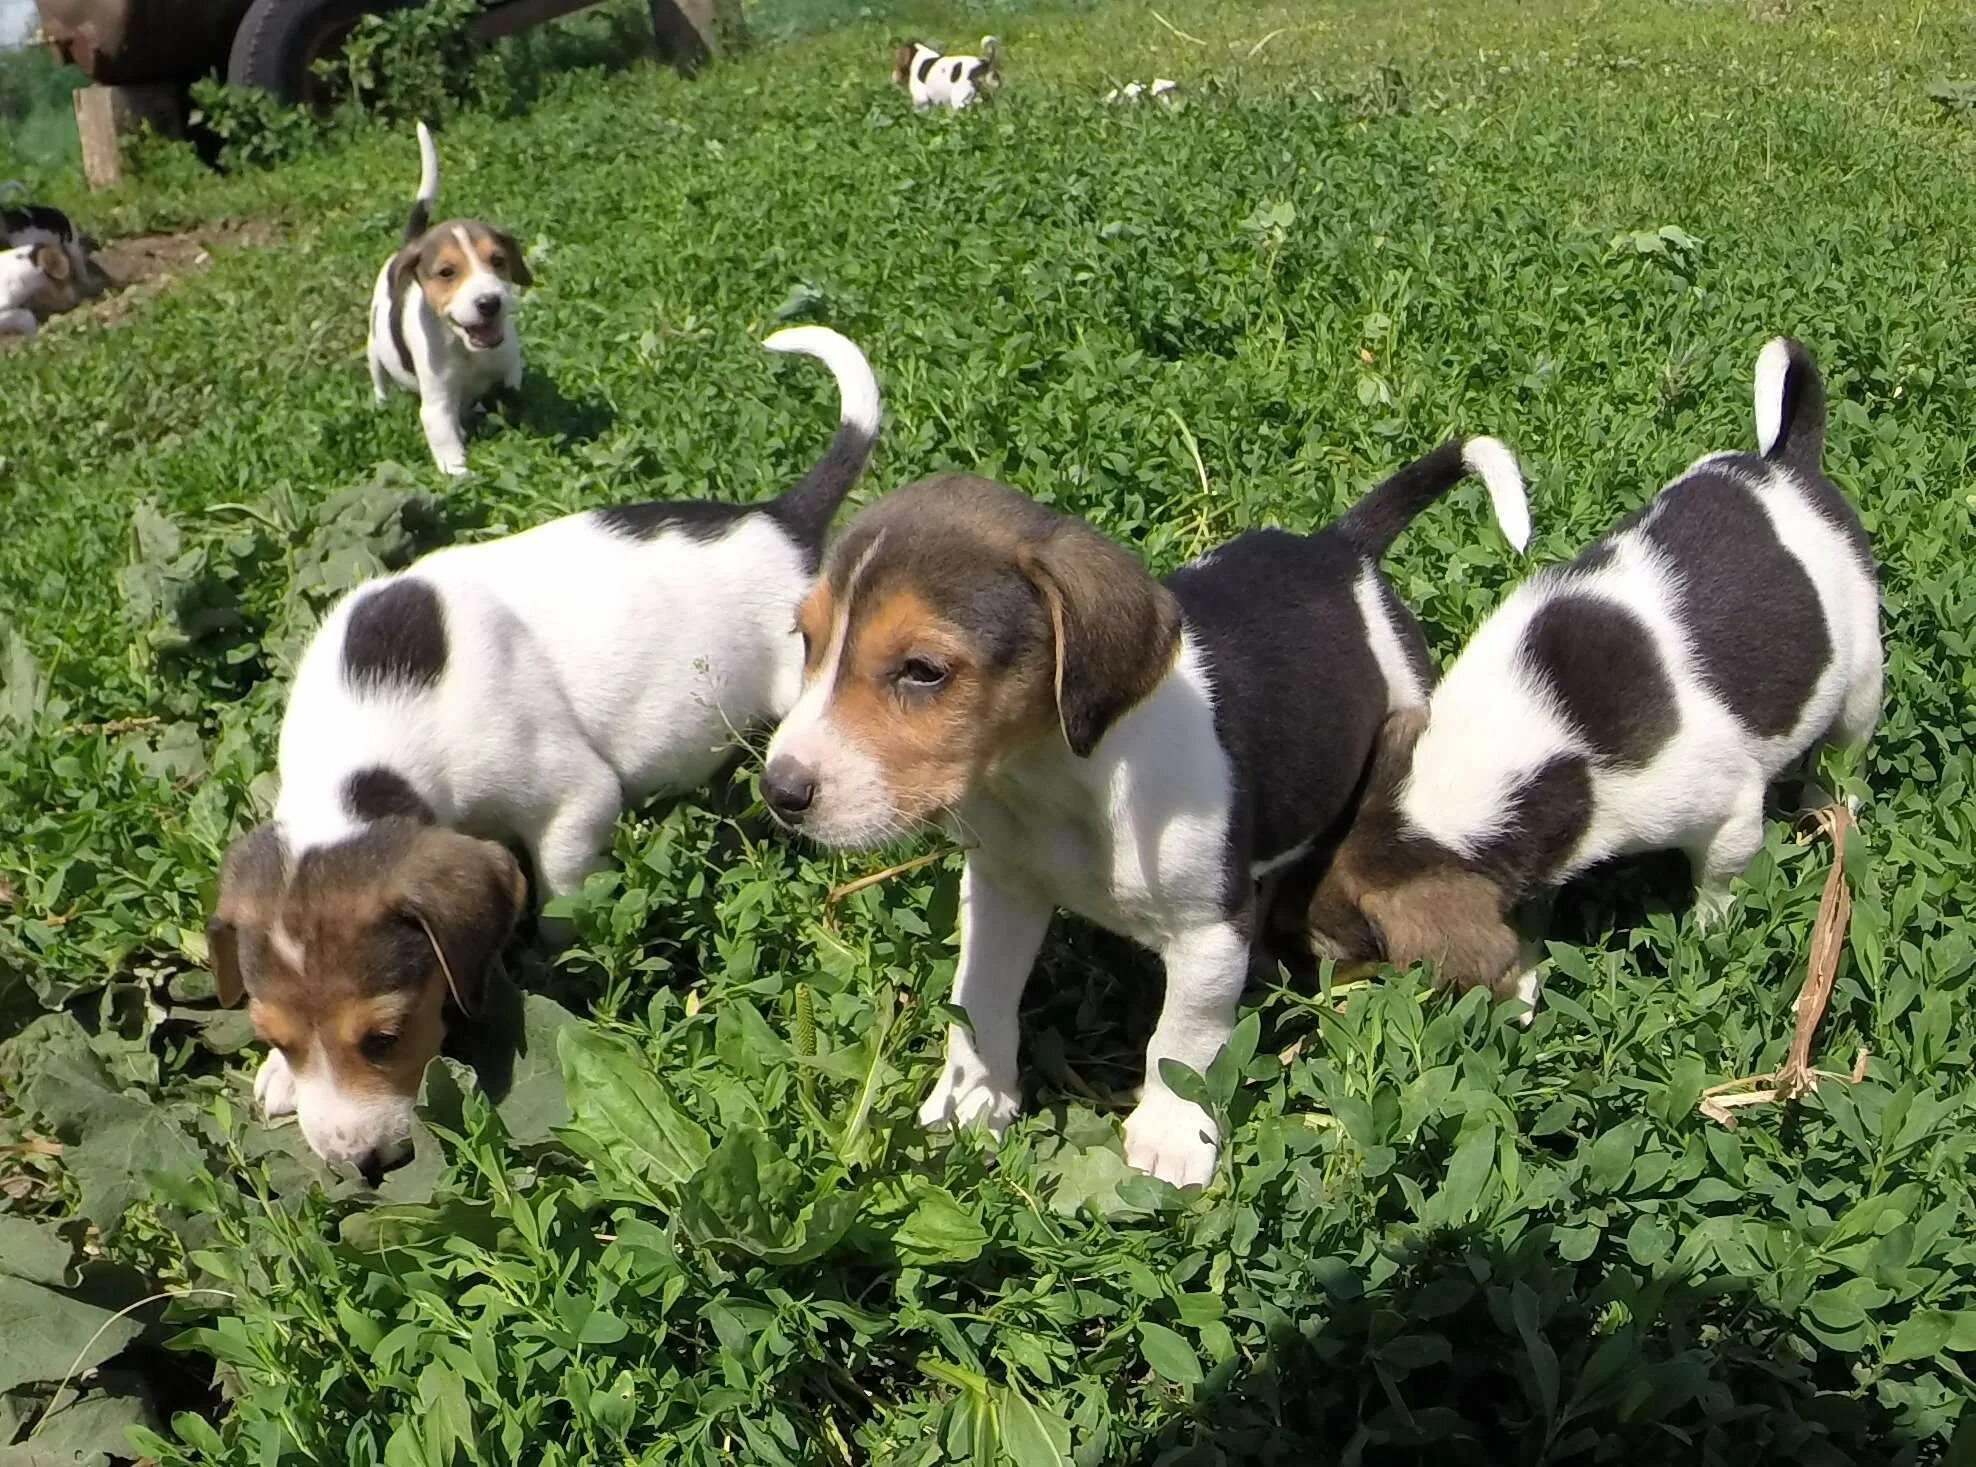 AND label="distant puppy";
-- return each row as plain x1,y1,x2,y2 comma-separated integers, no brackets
762,439,1527,1186
1,203,98,293
208,328,880,1179
1306,339,1880,1010
0,242,78,339
367,121,532,477
892,36,1000,110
